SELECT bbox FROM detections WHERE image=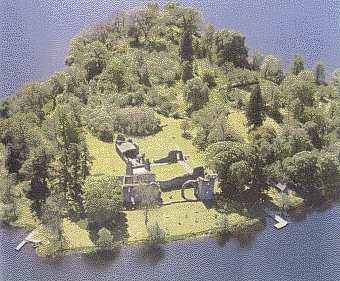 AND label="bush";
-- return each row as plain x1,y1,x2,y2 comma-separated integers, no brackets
147,222,165,246
96,227,114,249
201,69,216,88
112,107,160,136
